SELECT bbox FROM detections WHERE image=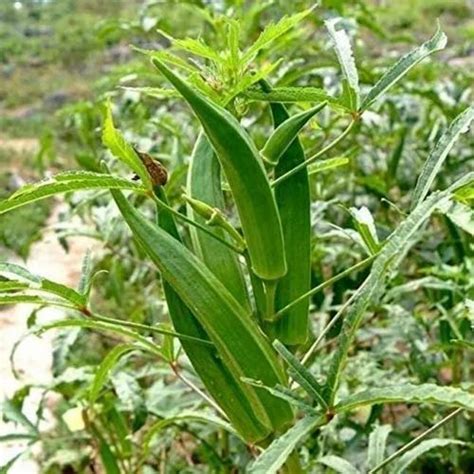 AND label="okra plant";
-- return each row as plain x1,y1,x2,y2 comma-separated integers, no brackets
1,9,473,473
